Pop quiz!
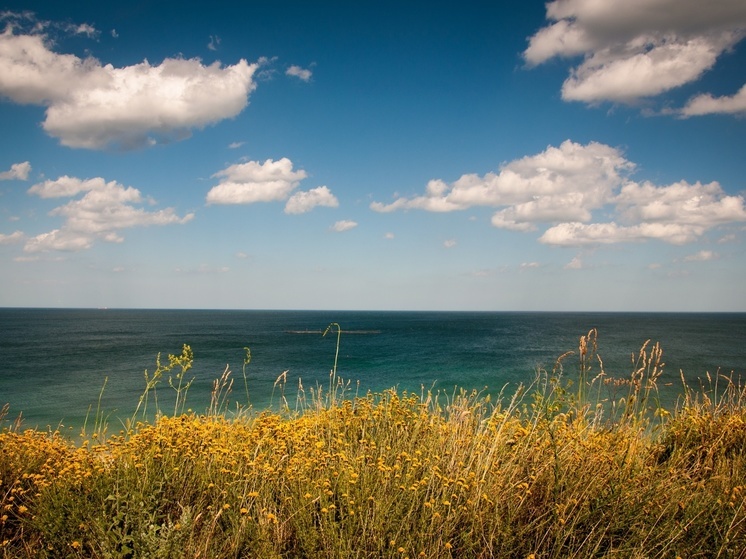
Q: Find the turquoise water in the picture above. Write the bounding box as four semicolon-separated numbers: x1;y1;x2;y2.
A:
1;309;745;432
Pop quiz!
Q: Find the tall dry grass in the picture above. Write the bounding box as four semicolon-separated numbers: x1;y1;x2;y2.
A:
1;329;744;558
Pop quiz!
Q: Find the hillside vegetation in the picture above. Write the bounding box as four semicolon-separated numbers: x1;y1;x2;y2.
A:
1;329;745;558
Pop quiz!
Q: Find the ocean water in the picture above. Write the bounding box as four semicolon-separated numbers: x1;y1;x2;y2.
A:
1;308;745;433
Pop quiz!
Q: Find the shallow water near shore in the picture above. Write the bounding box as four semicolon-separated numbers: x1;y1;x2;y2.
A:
2;308;745;432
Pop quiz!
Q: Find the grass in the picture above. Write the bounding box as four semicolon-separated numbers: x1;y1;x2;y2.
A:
1;328;745;558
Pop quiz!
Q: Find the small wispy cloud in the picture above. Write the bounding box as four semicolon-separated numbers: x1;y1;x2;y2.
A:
443;239;457;249
228;141;245;149
684;250;718;262
286;65;312;82
69;22;97;37
520;261;541;270
208;35;221;51
175;264;230;274
564;256;583;270
384;232;395;240
331;220;357;232
718;233;737;244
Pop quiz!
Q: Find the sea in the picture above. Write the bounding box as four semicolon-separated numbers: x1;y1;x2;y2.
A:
2;308;745;434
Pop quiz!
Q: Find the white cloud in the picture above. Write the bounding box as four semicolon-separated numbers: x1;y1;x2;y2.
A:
615;180;746;228
206;158;308;205
0;27;260;149
284;186;339;214
374;139;746;247
539;221;708;246
68;23;97;37
331;220;357;232
718;233;737;244
207;159;339;214
286;65;312;82
0;161;31;180
684;250;718;262
525;0;746;105
443;239;457;248
520;261;540;269
24;176;194;252
564;256;583;270
0;230;24;244
681;84;746;116
28;175;107;198
372;140;632;228
384;232;395;240
228;141;245;149
175;264;230;275
207;35;220;51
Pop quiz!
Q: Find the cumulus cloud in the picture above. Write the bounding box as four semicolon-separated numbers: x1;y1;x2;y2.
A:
615;180;746;228
373;139;746;247
284;186;339;214
331;220;357;232
0;161;31;180
681;84;746;116
0;26;260;149
206;158;307;205
286;65;312;82
372;140;632;228
539;221;717;246
23;176;193;252
525;0;746;105
207;158;338;214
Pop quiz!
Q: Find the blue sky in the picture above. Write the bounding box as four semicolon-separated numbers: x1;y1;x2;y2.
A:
1;0;745;311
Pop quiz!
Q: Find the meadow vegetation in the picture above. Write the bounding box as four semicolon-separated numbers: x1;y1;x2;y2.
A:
1;327;745;558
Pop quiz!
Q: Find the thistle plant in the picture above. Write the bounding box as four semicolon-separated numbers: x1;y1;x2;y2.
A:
128;344;194;430
167;344;195;416
323;322;342;406
242;346;252;407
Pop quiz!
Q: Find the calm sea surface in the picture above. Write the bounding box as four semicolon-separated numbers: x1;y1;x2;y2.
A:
2;309;745;432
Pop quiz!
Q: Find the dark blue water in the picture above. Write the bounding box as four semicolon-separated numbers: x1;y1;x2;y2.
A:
1;309;745;432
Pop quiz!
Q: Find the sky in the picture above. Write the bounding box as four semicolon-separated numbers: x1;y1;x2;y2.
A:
0;0;745;311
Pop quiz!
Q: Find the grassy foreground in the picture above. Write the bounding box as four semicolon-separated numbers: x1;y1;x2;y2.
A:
1;329;745;558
